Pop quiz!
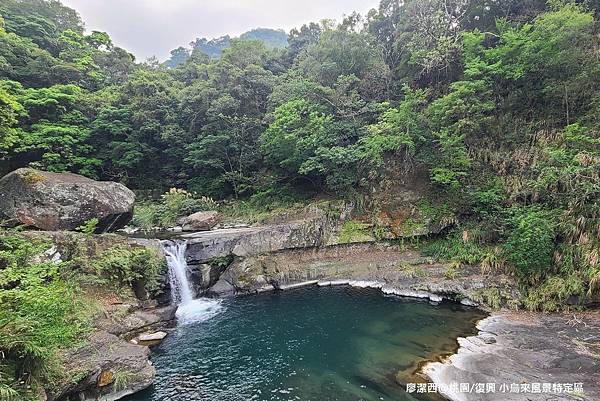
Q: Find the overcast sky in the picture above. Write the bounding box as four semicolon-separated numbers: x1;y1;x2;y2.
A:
60;0;381;61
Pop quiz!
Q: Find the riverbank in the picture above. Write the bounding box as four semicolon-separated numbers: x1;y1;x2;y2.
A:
424;311;600;401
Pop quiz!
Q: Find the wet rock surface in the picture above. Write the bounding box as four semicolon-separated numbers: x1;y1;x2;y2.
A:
0;168;135;232
424;311;600;401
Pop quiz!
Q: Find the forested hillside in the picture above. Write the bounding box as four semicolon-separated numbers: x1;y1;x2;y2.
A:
1;0;600;306
164;28;289;67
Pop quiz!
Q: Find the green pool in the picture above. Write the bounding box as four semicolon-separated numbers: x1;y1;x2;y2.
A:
125;286;484;401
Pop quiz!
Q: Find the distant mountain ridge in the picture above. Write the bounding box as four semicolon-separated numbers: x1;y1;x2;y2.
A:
164;28;288;68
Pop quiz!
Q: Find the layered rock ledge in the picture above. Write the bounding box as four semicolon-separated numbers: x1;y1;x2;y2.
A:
178;219;518;307
171;202;518;306
424;311;600;401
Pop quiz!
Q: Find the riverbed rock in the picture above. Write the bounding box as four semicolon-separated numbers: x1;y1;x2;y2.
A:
208;277;236;295
183;209;340;264
95;305;176;338
137;331;167;343
48;302;176;401
0;168;135;232
179;211;221;231
425;311;600;401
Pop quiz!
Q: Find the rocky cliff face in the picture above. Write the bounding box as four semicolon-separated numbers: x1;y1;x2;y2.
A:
178;202;518;308
212;243;517;306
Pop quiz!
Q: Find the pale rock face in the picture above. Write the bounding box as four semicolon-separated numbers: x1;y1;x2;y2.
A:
137;331;168;342
0;168;135;232
424;313;600;401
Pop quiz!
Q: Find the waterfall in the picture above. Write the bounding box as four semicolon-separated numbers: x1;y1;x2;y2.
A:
163;241;195;304
162;240;224;325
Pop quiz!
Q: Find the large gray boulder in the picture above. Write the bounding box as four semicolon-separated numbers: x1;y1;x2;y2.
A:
178;211;221;231
0;168;135;232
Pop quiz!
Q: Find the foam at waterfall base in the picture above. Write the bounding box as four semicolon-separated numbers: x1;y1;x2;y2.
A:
176;298;224;325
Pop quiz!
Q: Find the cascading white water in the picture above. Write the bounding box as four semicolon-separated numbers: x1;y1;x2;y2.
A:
162;240;224;325
162;241;195;304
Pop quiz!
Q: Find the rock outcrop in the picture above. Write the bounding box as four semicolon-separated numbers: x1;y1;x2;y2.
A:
203;242;518;306
179;211;221;231
0;168;135;232
48;305;175;401
174;203;518;306
52;331;154;401
424;311;600;401
179;202;343;295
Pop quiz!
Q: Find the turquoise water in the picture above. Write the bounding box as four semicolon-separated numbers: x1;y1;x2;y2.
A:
125;286;484;401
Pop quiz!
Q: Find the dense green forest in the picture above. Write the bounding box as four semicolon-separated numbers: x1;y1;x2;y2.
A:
1;0;600;312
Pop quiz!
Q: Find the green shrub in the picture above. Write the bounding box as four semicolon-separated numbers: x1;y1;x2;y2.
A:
444;260;462;279
76;218;99;235
523;273;586;312
207;255;234;270
113;369;134;391
0;232;91;399
93;246;165;296
158;188;204;227
503;208;556;284
131;203;158;231
131;189;219;230
473;287;503;309
421;229;488;265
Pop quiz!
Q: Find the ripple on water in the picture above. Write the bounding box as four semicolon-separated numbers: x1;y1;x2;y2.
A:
125;286;485;401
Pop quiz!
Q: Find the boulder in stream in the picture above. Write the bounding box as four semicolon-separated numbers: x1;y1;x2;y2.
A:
0;168;135;232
